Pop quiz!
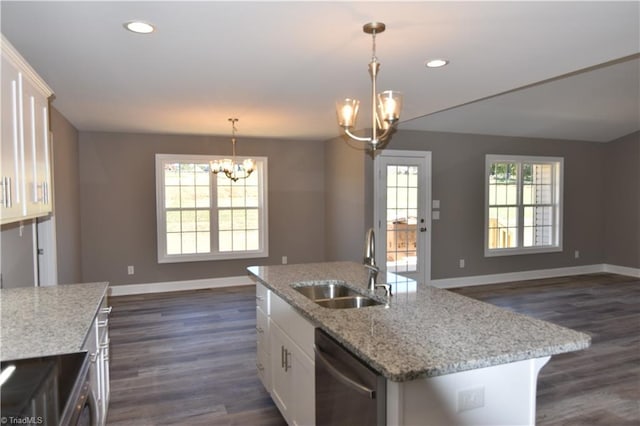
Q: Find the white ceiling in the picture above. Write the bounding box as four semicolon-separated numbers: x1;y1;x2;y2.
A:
1;1;638;142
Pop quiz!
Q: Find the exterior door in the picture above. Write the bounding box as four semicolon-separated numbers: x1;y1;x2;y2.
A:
374;150;431;284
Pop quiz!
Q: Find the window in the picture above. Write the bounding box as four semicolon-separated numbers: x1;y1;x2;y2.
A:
155;154;268;263
485;155;563;256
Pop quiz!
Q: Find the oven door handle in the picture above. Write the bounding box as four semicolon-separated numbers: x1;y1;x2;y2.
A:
314;345;375;399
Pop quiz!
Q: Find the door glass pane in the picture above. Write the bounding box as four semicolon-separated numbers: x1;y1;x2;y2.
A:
386;165;418;273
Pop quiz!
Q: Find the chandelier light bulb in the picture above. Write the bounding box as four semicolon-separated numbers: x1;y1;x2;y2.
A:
337;98;360;128
378;90;403;122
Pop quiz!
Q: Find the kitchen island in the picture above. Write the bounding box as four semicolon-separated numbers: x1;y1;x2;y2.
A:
248;261;591;425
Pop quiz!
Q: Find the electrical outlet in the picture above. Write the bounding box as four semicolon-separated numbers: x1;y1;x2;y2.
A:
459;259;465;268
458;387;485;412
574;250;580;259
282;256;288;265
127;265;135;275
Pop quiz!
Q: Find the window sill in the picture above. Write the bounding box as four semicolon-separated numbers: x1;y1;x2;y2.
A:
484;246;563;257
158;250;269;264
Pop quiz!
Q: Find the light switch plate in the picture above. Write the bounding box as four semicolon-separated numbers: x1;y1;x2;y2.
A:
432;199;440;209
432;211;440;220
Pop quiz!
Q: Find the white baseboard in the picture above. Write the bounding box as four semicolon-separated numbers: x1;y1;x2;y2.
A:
603;263;640;278
430;264;608;289
109;275;253;296
108;264;640;295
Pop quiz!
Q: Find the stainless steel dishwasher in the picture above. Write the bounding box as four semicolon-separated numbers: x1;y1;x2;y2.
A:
315;328;386;426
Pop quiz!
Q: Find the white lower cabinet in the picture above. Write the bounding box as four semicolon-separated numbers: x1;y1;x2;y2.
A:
256;283;315;425
82;295;111;426
256;305;271;390
256;283;271;391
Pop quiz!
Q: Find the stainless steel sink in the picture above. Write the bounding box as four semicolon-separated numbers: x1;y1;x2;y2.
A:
315;296;382;309
292;281;383;309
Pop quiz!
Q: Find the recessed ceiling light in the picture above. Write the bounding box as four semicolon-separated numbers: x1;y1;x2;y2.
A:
123;21;156;34
425;59;449;68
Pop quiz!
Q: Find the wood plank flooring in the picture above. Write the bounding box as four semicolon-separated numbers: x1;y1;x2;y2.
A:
453;273;640;426
106;286;285;425
106;273;639;425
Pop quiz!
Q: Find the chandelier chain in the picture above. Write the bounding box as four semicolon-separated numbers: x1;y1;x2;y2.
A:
371;30;377;62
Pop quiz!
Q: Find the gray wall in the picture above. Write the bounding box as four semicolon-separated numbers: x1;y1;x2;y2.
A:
50;107;82;284
0;221;36;288
78;131;325;285
604;131;640;268
324;137;368;262
327;129;615;280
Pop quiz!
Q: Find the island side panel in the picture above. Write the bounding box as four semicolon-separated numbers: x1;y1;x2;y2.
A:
386;356;550;426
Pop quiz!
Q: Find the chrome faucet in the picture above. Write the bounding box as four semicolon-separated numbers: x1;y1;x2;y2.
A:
363;228;392;298
363;228;379;293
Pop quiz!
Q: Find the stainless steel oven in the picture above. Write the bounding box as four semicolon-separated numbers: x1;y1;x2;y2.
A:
1;352;98;426
315;328;386;426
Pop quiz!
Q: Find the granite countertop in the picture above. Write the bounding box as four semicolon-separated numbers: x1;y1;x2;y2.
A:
248;261;591;382
0;282;109;361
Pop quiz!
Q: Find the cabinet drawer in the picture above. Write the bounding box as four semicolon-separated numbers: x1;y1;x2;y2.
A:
256;283;270;314
270;292;315;360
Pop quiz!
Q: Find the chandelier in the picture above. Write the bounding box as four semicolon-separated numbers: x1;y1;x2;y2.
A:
336;22;403;152
211;118;255;182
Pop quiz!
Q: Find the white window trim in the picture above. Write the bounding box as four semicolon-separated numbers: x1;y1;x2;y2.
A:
155;153;269;263
484;154;564;257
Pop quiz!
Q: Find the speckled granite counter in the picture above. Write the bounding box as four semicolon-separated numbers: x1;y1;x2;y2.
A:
0;282;109;361
248;261;590;382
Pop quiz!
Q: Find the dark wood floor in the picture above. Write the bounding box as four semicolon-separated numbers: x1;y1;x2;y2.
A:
106;273;639;425
453;273;640;426
106;286;285;426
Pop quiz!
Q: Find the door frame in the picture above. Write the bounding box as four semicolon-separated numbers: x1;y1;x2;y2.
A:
373;150;432;284
36;214;57;286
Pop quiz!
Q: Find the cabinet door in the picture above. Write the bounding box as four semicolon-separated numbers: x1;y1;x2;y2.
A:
290;345;315;426
98;301;111;424
1;55;24;222
82;317;101;423
21;76;51;217
269;321;294;422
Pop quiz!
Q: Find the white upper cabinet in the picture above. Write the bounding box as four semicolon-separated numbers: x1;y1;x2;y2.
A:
1;34;53;225
1;53;23;221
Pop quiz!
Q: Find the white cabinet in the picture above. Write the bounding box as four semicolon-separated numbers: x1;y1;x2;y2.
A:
82;295;111;426
263;288;315;426
1;35;53;225
21;75;52;217
1;53;24;221
256;283;271;391
270;322;315;426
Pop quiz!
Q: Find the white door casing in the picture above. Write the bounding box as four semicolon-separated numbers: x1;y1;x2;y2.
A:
374;150;432;284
